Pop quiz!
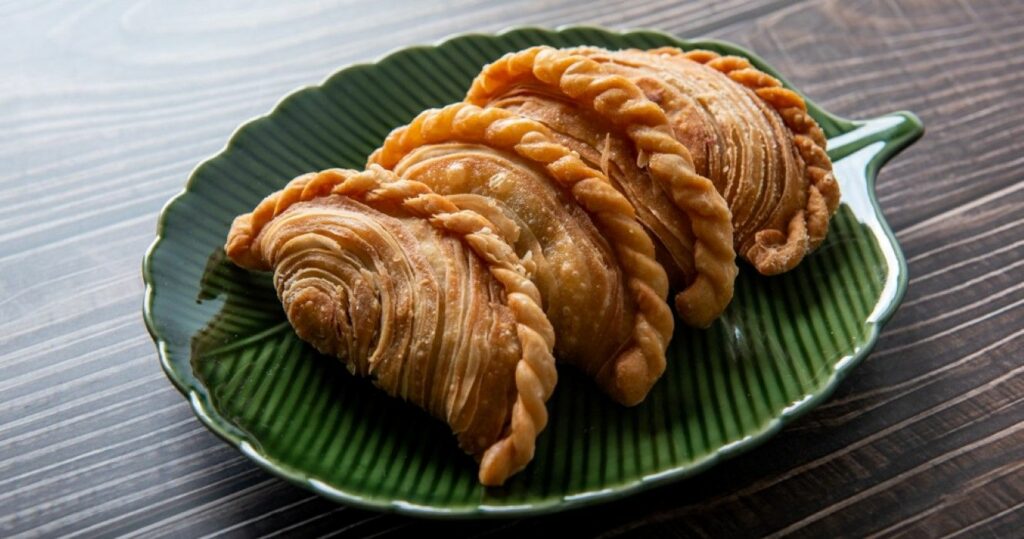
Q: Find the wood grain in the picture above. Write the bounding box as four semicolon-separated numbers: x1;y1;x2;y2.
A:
1;0;1022;536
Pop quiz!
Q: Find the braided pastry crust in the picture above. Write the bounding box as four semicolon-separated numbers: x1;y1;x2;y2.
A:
642;47;840;274
370;103;673;405
220;43;846;484
225;166;556;486
466;46;737;328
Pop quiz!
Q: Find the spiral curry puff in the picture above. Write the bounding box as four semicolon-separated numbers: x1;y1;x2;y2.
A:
223;46;838;485
466;46;838;279
225;167;557;486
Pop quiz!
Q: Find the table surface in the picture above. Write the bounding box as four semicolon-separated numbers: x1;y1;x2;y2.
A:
2;0;1022;537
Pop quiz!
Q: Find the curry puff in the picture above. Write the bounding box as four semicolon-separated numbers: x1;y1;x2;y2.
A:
222;45;840;485
467;46;838;282
369;103;674;408
225;167;557;486
576;47;840;275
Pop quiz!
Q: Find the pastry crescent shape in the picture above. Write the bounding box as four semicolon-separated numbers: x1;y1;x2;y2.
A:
466;46;737;328
581;47;840;274
370;103;673;406
220;45;846;485
224;166;557;486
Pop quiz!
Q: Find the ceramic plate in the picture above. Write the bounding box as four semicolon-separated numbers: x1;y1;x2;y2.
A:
143;26;923;518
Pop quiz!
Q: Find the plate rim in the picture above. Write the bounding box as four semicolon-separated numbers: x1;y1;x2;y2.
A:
141;24;924;519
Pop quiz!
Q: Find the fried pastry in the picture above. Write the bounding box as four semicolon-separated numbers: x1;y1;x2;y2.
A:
224;166;556;486
466;46;737;328
220;44;845;484
369;103;673;406
572;47;840;274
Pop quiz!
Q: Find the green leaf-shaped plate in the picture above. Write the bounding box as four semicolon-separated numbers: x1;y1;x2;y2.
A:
143;26;922;518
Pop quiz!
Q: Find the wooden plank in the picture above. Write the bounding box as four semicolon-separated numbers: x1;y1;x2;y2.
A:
0;0;1021;537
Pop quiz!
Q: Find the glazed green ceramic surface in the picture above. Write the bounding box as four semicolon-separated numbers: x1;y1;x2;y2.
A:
142;26;923;517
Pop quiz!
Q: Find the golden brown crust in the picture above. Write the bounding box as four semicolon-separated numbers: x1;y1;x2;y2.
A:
225;166;556;486
219;43;847;485
650;47;840;273
466;45;736;328
486;91;697;294
371;103;673;405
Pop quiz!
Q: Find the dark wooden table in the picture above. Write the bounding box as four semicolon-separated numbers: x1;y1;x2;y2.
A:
2;0;1022;536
